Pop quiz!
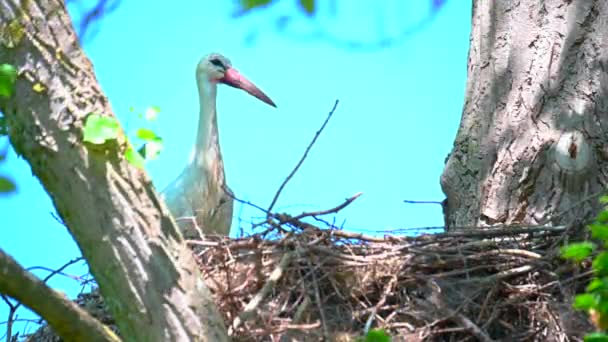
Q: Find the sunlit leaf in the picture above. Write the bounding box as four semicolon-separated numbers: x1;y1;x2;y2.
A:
591;223;608;241
135;128;158;141
600;196;608;204
0;175;16;193
574;293;598;310
125;146;145;169
83;114;120;144
594;251;608;275
584;332;608;342
0;64;18;98
298;0;315;15
561;242;595;262
32;82;46;93
364;329;391;342
587;278;608;292
145;105;160;121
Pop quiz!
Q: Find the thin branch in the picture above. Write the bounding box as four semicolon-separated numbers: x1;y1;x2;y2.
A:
403;199;443;205
3;257;84;341
267;100;340;214
0;249;119;342
292;192;362;220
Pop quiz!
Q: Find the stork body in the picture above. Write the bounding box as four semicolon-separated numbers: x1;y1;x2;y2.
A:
162;53;275;237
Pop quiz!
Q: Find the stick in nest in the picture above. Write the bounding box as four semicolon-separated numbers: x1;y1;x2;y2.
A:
229;252;293;335
266;100;340;214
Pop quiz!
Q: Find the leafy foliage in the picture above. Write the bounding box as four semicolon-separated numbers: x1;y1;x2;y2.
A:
562;242;595;262
83;107;163;169
83;114;120;144
562;200;608;338
0;64;17;98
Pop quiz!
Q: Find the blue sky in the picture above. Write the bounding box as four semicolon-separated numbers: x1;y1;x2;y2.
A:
0;0;471;337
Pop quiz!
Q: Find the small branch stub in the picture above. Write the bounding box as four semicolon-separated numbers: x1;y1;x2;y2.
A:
553;130;591;174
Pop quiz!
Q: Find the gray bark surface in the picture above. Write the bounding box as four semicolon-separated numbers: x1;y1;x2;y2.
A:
0;0;228;340
442;1;608;228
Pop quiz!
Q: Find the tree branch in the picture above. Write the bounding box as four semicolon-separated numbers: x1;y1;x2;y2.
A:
267;100;339;213
0;249;119;342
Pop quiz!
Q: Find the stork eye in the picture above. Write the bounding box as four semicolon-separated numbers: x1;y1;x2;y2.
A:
210;58;225;69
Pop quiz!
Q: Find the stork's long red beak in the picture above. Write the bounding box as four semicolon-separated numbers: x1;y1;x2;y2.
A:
221;68;276;108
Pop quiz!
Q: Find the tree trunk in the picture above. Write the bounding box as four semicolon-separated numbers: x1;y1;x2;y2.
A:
0;0;228;340
441;0;608;228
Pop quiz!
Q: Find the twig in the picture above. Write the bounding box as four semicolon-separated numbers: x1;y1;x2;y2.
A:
2;257;84;341
451;312;495;342
304;252;329;340
292;192;362;220
267;100;340;214
229;252;293;334
403;199;443;205
363;274;397;333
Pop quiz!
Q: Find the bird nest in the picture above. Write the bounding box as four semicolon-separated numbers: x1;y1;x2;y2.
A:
190;220;594;341
27;218;595;341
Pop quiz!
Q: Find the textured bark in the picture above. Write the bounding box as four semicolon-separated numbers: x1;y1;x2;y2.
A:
0;0;228;340
441;1;608;228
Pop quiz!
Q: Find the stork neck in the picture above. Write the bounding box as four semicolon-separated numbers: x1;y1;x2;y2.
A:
193;77;220;170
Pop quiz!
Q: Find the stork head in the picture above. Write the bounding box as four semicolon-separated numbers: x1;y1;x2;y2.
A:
197;53;276;108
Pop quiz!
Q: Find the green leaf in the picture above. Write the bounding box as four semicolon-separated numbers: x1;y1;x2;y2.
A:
598;210;608;224
587;278;608;292
561;242;595;262
364;329;391;342
298;0;315;15
594;251;608;275
0;175;16;193
0;64;18;98
591;223;608;241
135;128;159;141
144;105;160;121
574;293;598;310
239;0;273;11
125;146;145;169
585;332;608;342
83;114;120;144
600;196;608;204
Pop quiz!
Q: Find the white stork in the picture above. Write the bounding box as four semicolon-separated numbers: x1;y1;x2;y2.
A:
162;53;276;237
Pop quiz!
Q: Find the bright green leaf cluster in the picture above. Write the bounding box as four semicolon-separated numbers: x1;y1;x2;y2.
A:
561;242;595;262
563;196;608;339
0;64;17;98
82;106;163;169
83;114;120;144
